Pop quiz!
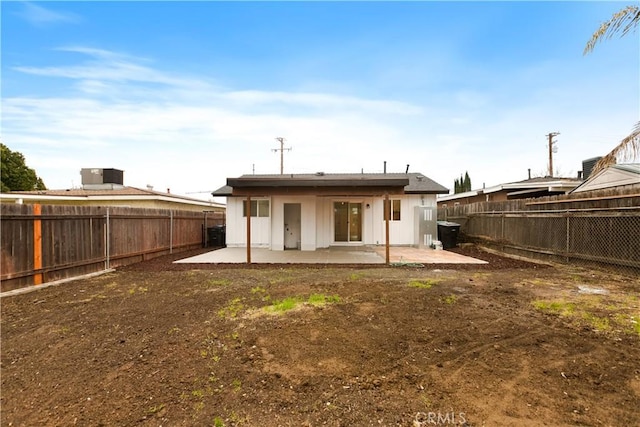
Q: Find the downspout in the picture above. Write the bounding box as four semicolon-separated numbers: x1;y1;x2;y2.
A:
385;193;390;265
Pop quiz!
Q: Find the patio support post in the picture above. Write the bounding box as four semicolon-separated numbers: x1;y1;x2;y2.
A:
246;196;251;264
384;193;390;265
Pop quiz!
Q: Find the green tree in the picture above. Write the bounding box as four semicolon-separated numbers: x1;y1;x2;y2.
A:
463;171;471;192
1;143;47;192
454;171;471;194
584;5;639;175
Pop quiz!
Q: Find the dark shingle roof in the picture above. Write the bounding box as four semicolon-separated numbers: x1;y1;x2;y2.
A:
214;172;447;195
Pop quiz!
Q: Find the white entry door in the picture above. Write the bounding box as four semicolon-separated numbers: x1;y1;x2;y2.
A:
284;203;301;249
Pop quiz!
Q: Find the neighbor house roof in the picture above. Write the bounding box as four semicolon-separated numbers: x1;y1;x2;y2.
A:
213;173;448;197
570;163;640;193
437;176;582;202
2;186;224;210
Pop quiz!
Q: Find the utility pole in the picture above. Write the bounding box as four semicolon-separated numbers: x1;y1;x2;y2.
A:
546;132;560;177
272;137;291;175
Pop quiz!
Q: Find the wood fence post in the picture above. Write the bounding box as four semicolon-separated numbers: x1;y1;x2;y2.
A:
565;213;570;262
33;204;43;285
170;210;174;254
106;208;110;269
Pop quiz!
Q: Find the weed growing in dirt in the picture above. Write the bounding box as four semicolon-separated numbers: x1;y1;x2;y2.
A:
251;286;271;302
308;293;341;306
531;299;640;334
213;417;225;427
442;295;458;304
532;300;576;316
632;317;640;335
232;379;242;392
265;294;341;314
582;313;610;331
409;279;438;289
349;272;364;281
217;298;245;318
148;403;165;414
128;286;148;295
266;269;296;285
206;279;231;287
270;297;301;312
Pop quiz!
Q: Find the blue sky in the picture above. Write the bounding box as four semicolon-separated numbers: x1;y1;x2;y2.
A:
2;1;638;200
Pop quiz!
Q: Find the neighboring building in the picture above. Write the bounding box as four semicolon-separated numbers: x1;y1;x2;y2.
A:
1;168;225;213
571;163;640;193
212;172;448;250
1;186;225;212
437;176;582;207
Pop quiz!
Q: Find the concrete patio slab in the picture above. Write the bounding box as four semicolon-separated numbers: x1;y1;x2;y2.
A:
174;246;487;265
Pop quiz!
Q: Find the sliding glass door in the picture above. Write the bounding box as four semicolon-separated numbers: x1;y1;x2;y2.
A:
334;202;362;242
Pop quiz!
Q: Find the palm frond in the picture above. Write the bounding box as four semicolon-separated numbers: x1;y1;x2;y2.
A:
584;5;640;55
591;121;640;175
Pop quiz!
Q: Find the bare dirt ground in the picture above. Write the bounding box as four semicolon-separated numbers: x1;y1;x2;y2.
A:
2;246;639;426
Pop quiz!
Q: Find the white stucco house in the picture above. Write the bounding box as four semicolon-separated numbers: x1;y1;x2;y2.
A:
212;172;448;251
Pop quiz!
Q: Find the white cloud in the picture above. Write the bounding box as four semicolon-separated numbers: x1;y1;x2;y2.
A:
18;2;80;27
3;44;638;200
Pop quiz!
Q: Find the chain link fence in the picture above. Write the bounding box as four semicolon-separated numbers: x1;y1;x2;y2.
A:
457;209;640;274
438;188;640;275
448;207;640;275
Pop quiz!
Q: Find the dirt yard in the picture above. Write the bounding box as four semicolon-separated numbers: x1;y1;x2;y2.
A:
2;246;639;426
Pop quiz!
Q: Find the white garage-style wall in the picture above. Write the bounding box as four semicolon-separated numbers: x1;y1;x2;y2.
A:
225;193;439;250
225;197;271;248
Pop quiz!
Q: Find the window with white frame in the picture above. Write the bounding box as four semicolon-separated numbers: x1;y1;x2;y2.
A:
242;199;270;217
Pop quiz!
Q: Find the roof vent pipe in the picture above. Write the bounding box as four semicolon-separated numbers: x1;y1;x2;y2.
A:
384;161;387;174
528;168;531;179
405;164;410;174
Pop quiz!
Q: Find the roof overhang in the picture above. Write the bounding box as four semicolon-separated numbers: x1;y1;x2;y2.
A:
226;176;410;196
506;188;568;199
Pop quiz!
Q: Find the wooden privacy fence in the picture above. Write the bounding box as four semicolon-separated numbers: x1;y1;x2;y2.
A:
438;188;640;274
1;204;225;292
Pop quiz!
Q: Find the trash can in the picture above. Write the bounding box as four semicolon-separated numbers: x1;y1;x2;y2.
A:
437;221;460;249
207;225;226;248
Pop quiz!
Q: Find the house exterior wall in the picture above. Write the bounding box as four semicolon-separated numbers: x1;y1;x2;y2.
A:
370;194;437;245
225;197;271;248
226;193;438;250
270;195;317;251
